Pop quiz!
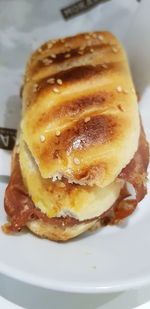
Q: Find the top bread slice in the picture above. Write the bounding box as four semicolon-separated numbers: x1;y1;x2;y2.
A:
22;31;140;187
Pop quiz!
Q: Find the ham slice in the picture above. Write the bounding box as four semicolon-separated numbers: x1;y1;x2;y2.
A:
3;125;149;233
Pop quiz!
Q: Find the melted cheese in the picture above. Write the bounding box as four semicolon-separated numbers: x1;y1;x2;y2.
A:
19;138;124;220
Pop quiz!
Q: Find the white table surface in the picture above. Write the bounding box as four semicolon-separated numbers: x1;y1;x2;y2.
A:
1;274;150;309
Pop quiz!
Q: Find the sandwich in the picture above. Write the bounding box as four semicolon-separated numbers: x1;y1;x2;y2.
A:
3;31;149;241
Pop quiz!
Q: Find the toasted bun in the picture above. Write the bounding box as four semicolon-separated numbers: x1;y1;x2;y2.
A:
19;137;124;221
22;31;140;187
26;219;98;241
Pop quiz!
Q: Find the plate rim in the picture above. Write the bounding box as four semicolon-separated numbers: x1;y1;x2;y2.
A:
0;260;150;294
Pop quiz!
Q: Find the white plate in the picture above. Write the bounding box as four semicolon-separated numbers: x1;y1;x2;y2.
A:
0;90;150;294
0;179;150;294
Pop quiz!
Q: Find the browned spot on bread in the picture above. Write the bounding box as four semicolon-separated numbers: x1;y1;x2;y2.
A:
39;115;117;163
117;104;124;112
27;62;121;108
74;164;106;183
31;43;113;74
38;64;110;89
34;92;115;128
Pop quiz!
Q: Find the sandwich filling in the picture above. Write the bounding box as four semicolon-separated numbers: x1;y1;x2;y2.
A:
4;125;149;233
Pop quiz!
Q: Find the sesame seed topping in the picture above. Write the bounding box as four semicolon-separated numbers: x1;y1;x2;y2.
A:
24;205;29;211
116;86;122;92
57;79;63;85
33;83;38;93
65;43;71;48
47;43;53;48
87;41;92;46
79;46;85;51
112;47;118;53
92;33;97;38
25;77;30;82
84;116;91;123
56;130;61;136
101;63;108;69
38;47;42;53
59;182;66;188
124;89;129;94
42;58;53;65
51;54;56;59
62;222;65;226
90;48;94;53
85;35;90;40
40;135;46;142
64;53;71;58
98;34;104;40
53;87;60;93
78;50;83;55
47;78;55;84
74;157;80;165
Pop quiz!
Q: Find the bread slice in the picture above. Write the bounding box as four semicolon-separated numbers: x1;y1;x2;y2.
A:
26;219;98;241
22;31;140;187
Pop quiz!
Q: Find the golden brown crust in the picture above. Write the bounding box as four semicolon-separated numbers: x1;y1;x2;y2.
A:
22;32;140;187
22;31;140;188
26;219;98;241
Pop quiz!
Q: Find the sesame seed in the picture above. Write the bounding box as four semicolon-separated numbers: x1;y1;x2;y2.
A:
79;46;84;51
47;43;53;48
53;87;60;93
59;182;65;188
25;77;30;82
64;53;71;58
78;50;83;55
90;48;94;53
87;41;92;46
24;205;29;211
62;222;65;226
57;79;63;85
84;116;91;123
116;86;122;92
65;43;71;48
124;89;129;94
33;83;38;93
92;33;97;38
40;135;46;142
66;150;70;156
98;35;104;40
38;47;42;53
56;130;61;136
101;63;108;69
42;58;53;65
112;47;118;53
74;157;80;165
47;78;55;84
85;35;90;40
51;54;56;59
